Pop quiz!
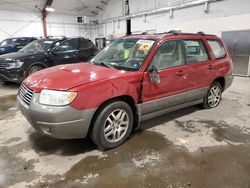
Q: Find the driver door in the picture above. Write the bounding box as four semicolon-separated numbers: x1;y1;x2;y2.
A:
141;40;189;115
50;38;81;65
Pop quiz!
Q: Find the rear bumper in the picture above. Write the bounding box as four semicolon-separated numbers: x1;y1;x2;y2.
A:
224;74;234;91
17;93;96;139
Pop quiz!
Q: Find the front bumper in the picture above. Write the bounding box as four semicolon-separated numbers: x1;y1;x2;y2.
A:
0;69;25;83
17;93;96;139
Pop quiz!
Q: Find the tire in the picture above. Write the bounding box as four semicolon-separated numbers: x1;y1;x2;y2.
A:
90;100;134;150
27;65;44;77
202;81;222;109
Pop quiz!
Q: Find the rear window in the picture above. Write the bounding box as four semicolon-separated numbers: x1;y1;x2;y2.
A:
207;40;226;59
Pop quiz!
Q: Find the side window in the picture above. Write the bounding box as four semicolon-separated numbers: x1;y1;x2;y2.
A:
82;39;93;49
53;38;79;52
183;40;209;64
16;39;29;46
207;40;226;59
151;40;183;70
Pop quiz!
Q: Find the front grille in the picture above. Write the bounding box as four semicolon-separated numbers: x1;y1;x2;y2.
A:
0;62;6;69
19;84;34;106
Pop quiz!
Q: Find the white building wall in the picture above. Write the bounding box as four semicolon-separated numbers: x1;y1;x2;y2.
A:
94;0;250;38
0;10;43;40
0;10;96;42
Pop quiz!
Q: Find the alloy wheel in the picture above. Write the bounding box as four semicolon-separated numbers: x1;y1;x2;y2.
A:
207;85;221;108
103;109;129;143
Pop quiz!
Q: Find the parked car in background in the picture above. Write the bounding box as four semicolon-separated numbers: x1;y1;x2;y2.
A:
0;37;98;83
0;37;36;55
17;31;233;149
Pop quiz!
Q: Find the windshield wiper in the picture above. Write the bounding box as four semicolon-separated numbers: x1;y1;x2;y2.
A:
93;61;114;69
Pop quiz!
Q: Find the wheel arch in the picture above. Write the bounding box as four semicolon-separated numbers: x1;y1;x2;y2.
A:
213;77;225;91
88;95;140;137
26;62;48;77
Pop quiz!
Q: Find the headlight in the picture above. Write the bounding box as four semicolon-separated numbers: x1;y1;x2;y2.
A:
39;89;77;106
6;60;24;69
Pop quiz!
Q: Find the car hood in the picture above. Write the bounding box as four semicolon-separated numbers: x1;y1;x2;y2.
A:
0;51;43;62
24;63;135;93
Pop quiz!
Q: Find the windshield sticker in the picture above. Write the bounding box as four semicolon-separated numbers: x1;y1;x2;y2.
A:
137;40;155;52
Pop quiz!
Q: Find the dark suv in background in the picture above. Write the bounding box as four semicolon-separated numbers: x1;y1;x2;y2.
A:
0;37;37;55
0;37;98;83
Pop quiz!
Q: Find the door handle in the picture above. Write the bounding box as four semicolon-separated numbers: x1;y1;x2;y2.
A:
175;70;186;76
208;64;214;70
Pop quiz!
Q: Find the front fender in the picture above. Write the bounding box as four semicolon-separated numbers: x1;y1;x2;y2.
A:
70;73;143;110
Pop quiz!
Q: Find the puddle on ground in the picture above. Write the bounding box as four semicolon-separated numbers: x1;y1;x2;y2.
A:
30;131;250;188
0;94;18;120
174;120;201;133
199;120;250;144
0;141;39;187
28;132;96;156
174;120;250;144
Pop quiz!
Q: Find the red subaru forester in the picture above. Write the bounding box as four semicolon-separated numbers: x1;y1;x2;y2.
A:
18;31;233;149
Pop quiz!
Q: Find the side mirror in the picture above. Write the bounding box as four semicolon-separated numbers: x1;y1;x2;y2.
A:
148;65;160;84
48;49;56;56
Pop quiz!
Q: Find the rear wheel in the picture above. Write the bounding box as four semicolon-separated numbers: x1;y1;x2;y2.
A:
27;65;44;77
202;81;222;109
90;101;134;150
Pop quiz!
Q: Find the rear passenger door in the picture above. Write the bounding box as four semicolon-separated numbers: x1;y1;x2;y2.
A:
183;39;215;91
142;40;189;115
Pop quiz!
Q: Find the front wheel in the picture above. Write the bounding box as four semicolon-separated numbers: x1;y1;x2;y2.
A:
27;65;44;77
90;101;134;150
202;81;222;109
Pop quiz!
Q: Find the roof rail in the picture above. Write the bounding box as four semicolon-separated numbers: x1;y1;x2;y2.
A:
46;35;66;39
168;30;180;35
164;31;216;37
197;31;205;36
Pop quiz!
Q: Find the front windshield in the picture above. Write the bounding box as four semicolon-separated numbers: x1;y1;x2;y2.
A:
20;39;54;53
91;39;155;71
0;39;16;47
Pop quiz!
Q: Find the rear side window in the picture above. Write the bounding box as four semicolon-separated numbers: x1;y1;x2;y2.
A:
207;40;226;59
16;39;29;46
183;40;209;64
54;38;79;52
82;39;93;49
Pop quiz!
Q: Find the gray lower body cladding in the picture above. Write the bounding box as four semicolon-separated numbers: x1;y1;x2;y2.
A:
18;93;96;139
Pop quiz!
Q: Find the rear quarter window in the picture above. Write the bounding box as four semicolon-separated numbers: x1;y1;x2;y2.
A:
207;40;226;59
